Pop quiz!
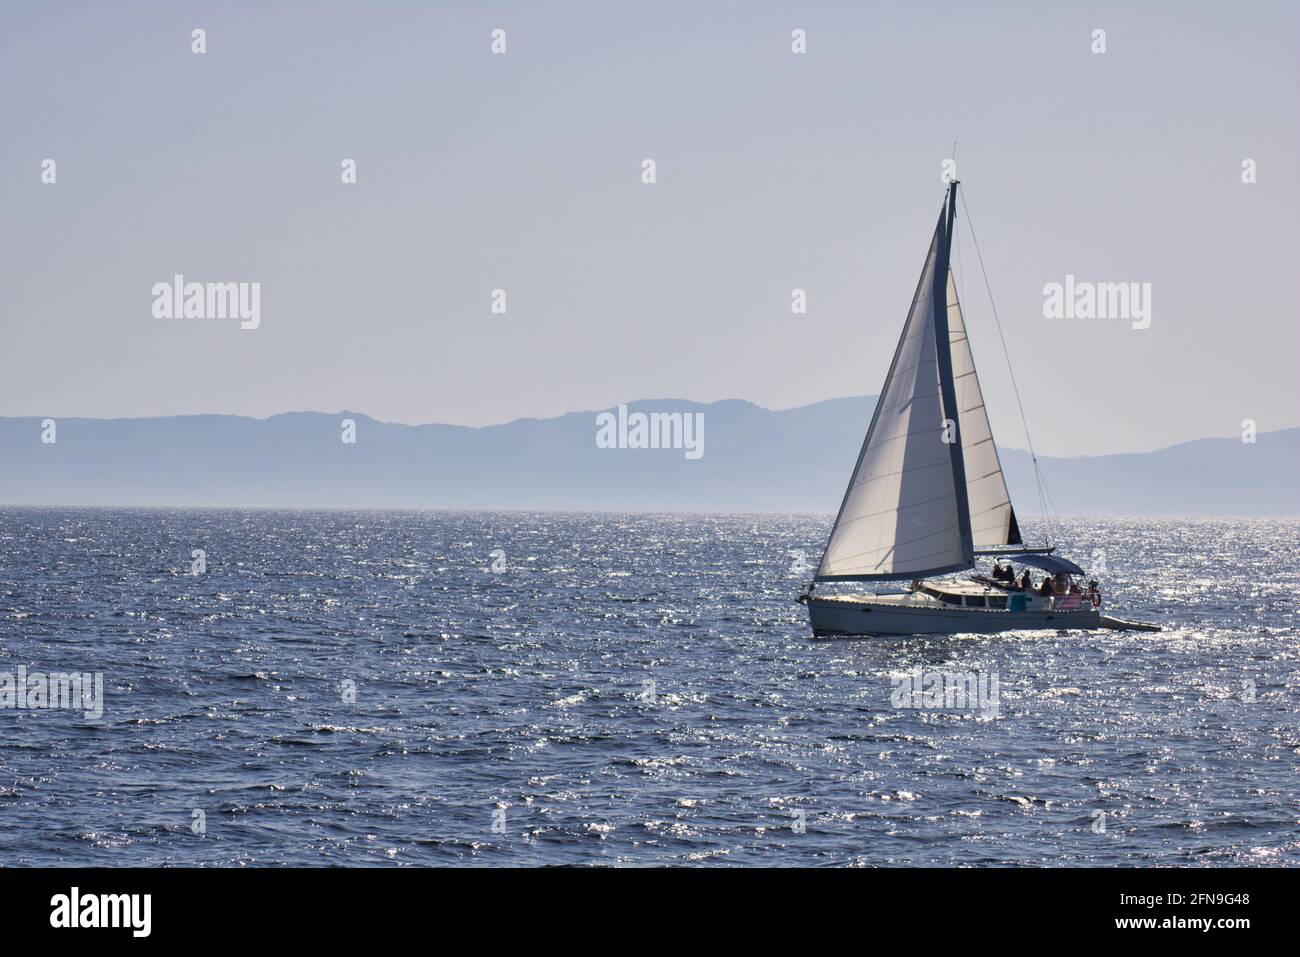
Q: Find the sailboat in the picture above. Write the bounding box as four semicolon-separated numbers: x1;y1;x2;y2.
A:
799;181;1158;638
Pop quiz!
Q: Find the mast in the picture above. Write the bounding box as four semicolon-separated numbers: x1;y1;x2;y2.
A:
933;181;975;564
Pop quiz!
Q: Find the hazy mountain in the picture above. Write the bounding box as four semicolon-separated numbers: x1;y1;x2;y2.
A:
1;398;1295;515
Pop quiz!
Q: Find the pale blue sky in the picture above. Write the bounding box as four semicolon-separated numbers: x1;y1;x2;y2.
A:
1;0;1296;455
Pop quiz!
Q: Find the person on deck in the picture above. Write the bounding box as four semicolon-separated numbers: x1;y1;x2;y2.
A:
1019;570;1033;591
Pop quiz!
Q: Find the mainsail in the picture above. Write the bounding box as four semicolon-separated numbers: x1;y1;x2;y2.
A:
815;183;1016;582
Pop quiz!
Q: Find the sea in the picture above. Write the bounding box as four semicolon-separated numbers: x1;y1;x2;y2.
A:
0;509;1295;867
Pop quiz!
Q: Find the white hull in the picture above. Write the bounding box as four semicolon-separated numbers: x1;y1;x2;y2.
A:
805;592;1101;638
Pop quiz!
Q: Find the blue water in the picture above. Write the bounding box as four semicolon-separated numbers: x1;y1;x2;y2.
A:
0;509;1295;866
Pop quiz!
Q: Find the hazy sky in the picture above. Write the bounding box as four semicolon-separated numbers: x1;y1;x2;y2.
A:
1;0;1296;456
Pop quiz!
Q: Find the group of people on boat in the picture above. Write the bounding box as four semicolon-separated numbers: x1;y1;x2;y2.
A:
989;561;1081;597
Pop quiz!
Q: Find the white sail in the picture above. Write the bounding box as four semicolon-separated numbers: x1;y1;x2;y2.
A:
815;210;971;581
946;271;1021;546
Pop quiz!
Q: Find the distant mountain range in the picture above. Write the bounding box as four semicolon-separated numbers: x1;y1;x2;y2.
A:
1;398;1296;515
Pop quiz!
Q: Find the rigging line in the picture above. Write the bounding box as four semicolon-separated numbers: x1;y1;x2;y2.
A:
958;186;1056;545
950;142;967;307
1040;467;1065;527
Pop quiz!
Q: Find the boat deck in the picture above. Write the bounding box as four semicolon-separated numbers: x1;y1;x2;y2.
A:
817;576;1088;613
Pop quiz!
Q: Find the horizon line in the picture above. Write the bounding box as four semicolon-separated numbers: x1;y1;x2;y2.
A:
1;395;1295;460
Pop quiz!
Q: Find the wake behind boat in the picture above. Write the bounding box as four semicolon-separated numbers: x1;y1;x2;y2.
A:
800;181;1159;638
